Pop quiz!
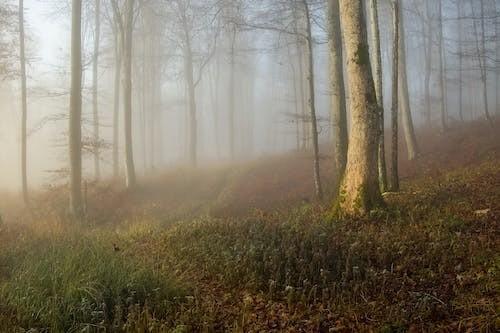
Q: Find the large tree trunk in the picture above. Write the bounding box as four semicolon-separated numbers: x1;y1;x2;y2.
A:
69;0;83;216
112;33;121;179
185;44;197;166
368;0;387;192
19;0;28;204
437;0;448;131
92;0;101;181
328;0;348;186
398;5;419;161
123;0;136;188
390;0;400;192
336;0;383;215
303;0;323;199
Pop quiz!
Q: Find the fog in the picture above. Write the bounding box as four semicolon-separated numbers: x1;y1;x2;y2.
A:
0;0;498;192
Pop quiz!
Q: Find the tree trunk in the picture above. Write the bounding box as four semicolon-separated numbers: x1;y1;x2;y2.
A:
92;0;101;181
229;27;236;160
390;0;400;192
112;32;121;179
368;0;387;192
336;0;383;215
438;0;448;131
496;1;499;115
123;0;136;188
424;0;433;126
458;0;464;122
303;0;323;199
479;0;492;125
185;42;197;166
19;0;28;204
398;5;419;161
69;0;83;216
328;0;348;187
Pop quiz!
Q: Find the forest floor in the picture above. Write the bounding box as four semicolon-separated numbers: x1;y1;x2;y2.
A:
0;119;499;332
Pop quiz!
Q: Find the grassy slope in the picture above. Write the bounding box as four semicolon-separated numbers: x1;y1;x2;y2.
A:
0;120;499;332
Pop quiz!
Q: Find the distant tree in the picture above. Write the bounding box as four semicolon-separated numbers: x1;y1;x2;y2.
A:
19;0;28;204
390;0;400;192
335;0;383;215
123;0;137;188
437;0;448;131
398;3;419;160
92;0;101;180
69;0;83;216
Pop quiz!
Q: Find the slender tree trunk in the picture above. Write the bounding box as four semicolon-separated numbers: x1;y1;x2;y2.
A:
496;1;499;115
123;0;136;188
92;0;100;180
229;27;236;160
479;0;492;125
368;0;387;191
398;5;419;161
458;0;464;122
390;0;400;192
19;0;28;204
293;7;308;151
336;0;383;215
69;0;83;216
424;0;433;126
303;0;323;199
328;0;348;186
438;0;448;131
112;33;121;179
184;41;197;166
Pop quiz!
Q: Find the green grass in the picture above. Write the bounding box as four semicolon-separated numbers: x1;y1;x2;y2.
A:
0;150;498;331
0;231;184;332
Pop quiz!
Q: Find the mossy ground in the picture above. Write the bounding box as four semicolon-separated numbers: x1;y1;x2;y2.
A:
0;120;499;331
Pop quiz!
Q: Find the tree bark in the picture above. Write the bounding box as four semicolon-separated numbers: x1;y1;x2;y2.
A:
479;0;492;125
336;0;383;215
69;0;83;216
328;0;348;187
123;0;136;188
458;0;464;122
112;34;121;179
424;0;433;126
19;0;28;204
303;0;323;199
368;0;387;192
437;0;448;131
229;27;236;160
398;4;419;161
92;0;101;180
390;0;400;192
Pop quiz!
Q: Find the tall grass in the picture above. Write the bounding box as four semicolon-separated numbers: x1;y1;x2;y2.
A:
0;232;184;331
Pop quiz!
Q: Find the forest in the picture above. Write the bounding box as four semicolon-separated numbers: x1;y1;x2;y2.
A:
0;0;499;331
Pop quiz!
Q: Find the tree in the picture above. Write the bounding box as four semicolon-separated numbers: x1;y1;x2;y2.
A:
398;3;419;160
123;0;137;188
470;0;493;126
390;0;400;192
368;0;387;191
69;0;83;216
335;0;383;216
92;0;101;180
303;0;323;199
437;0;448;131
328;0;348;186
19;0;28;204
